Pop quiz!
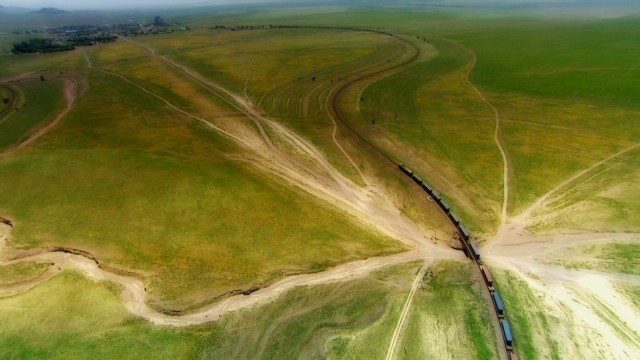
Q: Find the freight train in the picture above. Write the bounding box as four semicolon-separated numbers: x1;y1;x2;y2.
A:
398;163;519;358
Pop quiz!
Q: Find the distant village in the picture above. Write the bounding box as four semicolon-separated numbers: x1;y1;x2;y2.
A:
11;15;190;54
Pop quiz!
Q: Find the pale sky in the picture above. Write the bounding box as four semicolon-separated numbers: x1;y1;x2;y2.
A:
0;0;262;10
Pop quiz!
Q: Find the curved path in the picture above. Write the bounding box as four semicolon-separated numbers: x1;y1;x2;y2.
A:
0;76;78;159
385;262;428;360
0;83;19;123
1;222;423;326
458;44;510;226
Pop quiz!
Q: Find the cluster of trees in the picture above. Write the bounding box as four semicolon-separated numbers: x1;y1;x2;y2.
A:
12;38;74;54
12;34;117;54
69;34;117;46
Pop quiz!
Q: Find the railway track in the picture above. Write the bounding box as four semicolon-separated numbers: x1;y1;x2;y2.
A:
315;25;519;359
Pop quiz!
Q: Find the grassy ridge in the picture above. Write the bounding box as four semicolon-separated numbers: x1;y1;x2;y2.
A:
0;80;65;151
0;261;51;287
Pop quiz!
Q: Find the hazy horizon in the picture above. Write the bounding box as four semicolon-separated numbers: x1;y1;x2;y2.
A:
1;0;634;11
0;0;268;10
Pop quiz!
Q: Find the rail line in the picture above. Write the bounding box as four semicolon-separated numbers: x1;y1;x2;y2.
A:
317;26;519;359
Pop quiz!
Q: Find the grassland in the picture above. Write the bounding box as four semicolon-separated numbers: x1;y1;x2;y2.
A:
350;37;502;233
0;79;65;151
0;263;418;359
0;261;51;287
0;63;404;310
447;18;640;216
493;270;561;360
127;27;455;235
398;261;499;359
530;148;640;233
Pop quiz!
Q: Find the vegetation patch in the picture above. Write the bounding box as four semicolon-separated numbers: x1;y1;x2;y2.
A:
0;79;65;151
0;261;51;287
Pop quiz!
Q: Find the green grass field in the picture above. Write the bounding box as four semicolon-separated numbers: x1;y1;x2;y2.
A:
399;261;499;359
0;79;65;151
0;261;51;287
530;148;640;233
0;67;405;310
446;18;640;216
1;5;640;359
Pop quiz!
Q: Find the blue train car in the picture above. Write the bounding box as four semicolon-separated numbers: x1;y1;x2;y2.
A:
458;224;471;241
440;199;451;212
470;243;481;260
413;175;423;184
398;164;413;176
449;212;461;225
421;182;433;193
492;291;505;317
500;319;514;348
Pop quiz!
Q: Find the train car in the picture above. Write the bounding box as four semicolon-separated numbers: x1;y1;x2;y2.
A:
469;242;481;262
439;199;451;212
492;291;505;317
398;164;413;176
413;175;423;184
421;182;433;193
458;224;471;241
481;266;494;288
500;319;514;349
449;212;461;225
431;190;442;202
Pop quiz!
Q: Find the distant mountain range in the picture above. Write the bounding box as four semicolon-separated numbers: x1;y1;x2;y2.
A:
32;7;66;14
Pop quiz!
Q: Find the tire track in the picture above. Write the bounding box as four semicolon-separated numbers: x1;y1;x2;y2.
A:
458;43;510;226
385;263;427;360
